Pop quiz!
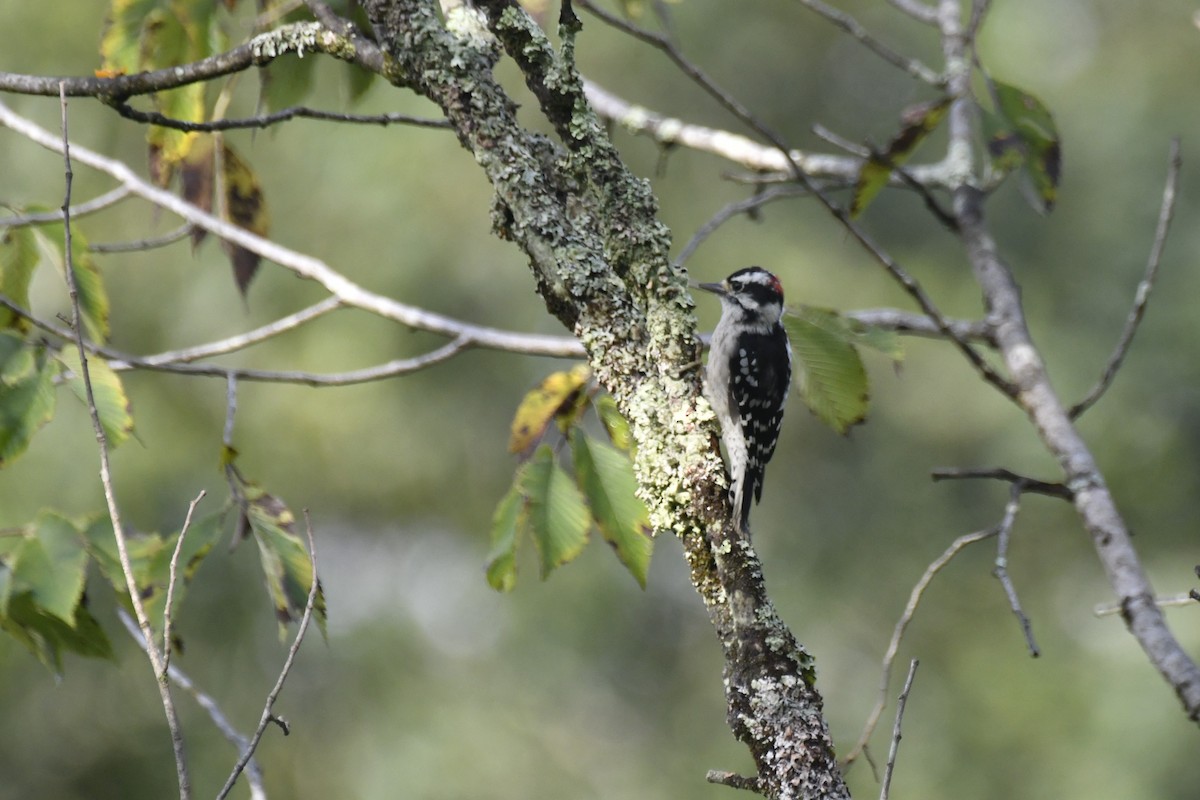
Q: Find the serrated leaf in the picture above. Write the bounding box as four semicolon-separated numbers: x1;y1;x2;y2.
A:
139;3;220;184
243;485;326;637
19;511;90;625
594;394;634;452
801;307;905;363
985;80;1061;214
0;331;34;386
56;348;135;448
852;98;950;217
521;445;590;578
784;308;869;434
485;482;523;592
221;144;270;296
32;224;110;342
509;364;592;454
2;591;115;672
570;430;652;588
0;227;38;332
0;344;58;468
174;510;225;586
83;518;175;623
100;0;166;75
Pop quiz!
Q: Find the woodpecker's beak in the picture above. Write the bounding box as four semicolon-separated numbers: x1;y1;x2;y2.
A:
698;280;728;296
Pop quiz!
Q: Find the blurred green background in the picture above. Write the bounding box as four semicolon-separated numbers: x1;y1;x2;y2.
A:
1;1;1199;798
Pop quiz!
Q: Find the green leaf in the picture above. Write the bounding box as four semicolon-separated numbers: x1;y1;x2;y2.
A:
100;0;167;75
509;364;591;454
83;518;173;623
521;445;590;578
594;394;634;452
243;485;326;637
0;227;38;332
0;343;58;468
0;514;114;671
56;348;135;448
2;592;114;672
784;308;870;434
32;224;110;342
570;430;652;588
984;80;1061;213
485;483;524;592
851;98;950;217
17;511;90;625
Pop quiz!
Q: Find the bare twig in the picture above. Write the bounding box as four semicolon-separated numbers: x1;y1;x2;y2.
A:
931;466;1071;500
0;185;132;227
58;84;191;800
879;659;919;800
108;99;450;133
993;485;1040;657
88;223;193;253
706;770;761;791
118;610;267;800
1094;593;1199;617
843;526;997;769
1069;138;1182;419
217;513;321;800
0;294;474;385
161;491;208;675
887;0;938;24
675;185;809;267
794;0;942;85
224;373;238;449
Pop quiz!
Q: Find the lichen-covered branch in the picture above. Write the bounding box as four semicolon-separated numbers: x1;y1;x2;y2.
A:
360;1;847;795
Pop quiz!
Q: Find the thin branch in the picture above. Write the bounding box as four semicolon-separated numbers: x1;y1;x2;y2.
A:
0;295;474;385
0;99;585;359
0;22;387;98
88;223;194;253
706;770;762;792
161;491;208;676
58;84;190;800
794;0;942;85
847;308;994;345
132;298;343;365
887;0;938;25
1069;138;1182;419
1095;593;1198;617
930;466;1072;500
843;526;997;769
675;185;809;267
993;485;1040;657
118;610;267;800
107;99;450;133
224;373;238;450
217;513;321;800
0;185;131;227
879;659;919;800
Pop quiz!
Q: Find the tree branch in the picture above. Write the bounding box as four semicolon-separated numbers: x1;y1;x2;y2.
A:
0;99;586;359
937;0;1200;719
58;85;190;799
0;22;390;99
1069;138;1181;419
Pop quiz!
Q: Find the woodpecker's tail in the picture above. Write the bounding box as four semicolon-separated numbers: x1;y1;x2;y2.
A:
731;479;754;533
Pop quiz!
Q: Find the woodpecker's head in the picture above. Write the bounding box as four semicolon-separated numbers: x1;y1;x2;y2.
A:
699;266;786;327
